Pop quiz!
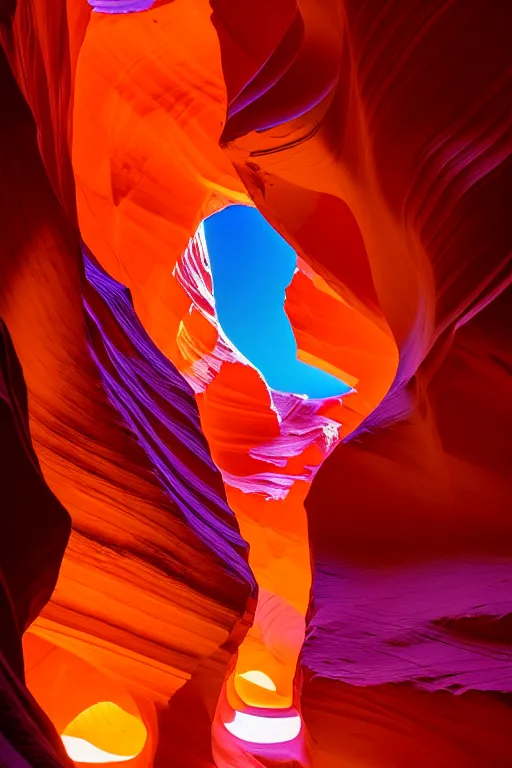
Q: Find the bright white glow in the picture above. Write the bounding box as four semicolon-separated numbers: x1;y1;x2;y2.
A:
223;712;301;744
238;670;277;691
61;736;137;764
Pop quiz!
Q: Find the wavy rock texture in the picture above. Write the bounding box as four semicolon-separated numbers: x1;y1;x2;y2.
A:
0;318;72;768
0;24;254;766
211;0;512;765
302;290;512;767
70;4;389;763
0;0;90;217
1;1;511;767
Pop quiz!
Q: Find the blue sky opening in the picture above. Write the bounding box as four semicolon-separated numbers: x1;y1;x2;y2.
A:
203;205;350;399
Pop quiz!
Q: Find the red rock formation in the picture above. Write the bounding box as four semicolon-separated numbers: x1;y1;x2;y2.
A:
301;289;512;766
0;25;253;765
0;0;90;217
1;0;511;766
69;10;389;755
211;1;512;764
0;316;72;767
72;0;249;359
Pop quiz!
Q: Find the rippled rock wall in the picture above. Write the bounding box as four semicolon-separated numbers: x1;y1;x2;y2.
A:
1;1;511;766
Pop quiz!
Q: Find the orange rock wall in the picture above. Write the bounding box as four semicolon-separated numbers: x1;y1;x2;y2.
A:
1;1;511;766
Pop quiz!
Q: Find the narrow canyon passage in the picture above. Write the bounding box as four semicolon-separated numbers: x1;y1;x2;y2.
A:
195;205;354;747
1;1;510;767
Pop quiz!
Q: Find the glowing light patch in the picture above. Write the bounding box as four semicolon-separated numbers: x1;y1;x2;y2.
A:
61;736;137;763
223;711;301;744
238;670;277;691
62;702;147;763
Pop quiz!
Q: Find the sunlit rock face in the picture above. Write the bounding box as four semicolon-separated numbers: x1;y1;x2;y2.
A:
210;1;512;765
24;636;150;766
0;24;254;768
1;1;511;767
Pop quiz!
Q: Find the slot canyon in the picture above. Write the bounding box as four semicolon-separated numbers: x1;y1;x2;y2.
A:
0;1;511;767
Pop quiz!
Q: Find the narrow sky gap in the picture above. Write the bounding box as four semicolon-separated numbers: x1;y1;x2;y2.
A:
203;206;350;398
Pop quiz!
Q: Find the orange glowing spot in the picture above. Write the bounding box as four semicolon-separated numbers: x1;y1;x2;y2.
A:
238;670;277;691
61;702;147;763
